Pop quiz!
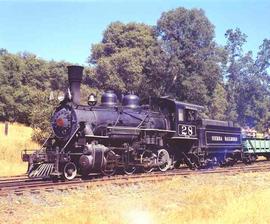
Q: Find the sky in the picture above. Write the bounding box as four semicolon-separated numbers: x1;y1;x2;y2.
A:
0;0;269;65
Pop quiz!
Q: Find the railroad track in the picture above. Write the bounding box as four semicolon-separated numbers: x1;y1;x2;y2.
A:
0;174;27;181
1;161;270;197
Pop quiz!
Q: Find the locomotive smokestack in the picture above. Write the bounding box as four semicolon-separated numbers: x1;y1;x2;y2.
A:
67;65;84;105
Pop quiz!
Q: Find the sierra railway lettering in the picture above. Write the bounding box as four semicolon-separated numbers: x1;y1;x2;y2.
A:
225;136;238;142
211;136;223;141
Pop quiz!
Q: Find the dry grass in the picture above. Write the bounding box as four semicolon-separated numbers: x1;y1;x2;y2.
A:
1;123;270;223
1;172;270;224
0;122;39;176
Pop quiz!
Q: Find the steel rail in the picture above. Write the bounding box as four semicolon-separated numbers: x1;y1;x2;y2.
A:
1;161;270;197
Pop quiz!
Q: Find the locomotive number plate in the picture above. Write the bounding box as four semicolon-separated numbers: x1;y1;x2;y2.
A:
178;125;196;137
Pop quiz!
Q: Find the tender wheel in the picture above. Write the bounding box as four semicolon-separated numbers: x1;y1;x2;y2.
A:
63;162;77;180
124;165;136;175
143;166;154;173
173;160;181;169
157;149;171;172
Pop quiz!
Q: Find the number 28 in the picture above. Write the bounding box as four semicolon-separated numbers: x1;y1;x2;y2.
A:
181;125;193;135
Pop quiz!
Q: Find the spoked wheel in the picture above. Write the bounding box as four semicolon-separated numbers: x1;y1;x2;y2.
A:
101;166;117;176
123;165;136;175
101;161;117;176
63;162;77;180
141;150;155;173
101;151;118;176
157;149;171;172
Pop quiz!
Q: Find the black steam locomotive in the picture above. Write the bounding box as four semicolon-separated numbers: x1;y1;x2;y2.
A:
22;66;242;180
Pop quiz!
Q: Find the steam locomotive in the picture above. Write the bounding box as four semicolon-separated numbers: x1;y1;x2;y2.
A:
22;65;243;180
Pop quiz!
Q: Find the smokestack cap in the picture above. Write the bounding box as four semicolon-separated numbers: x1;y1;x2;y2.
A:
67;65;84;83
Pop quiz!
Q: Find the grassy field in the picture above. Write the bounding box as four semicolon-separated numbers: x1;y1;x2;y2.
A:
0;122;39;176
1;172;270;224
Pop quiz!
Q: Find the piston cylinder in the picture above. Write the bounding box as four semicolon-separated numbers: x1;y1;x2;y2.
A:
79;144;108;173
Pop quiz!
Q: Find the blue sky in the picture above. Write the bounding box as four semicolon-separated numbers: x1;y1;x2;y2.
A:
0;0;269;65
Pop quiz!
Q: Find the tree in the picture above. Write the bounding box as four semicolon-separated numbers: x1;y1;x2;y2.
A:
255;39;270;79
155;7;224;109
30;89;56;143
89;22;158;95
252;39;270;129
0;48;8;56
223;28;247;123
142;45;169;97
208;83;228;120
0;53;23;87
224;29;270;130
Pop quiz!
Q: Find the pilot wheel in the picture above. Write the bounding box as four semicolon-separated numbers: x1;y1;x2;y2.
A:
63;162;77;180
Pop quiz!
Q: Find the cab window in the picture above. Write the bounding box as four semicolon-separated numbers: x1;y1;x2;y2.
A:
185;109;197;121
178;109;184;121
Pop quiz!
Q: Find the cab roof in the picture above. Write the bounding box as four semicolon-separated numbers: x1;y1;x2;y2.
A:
152;96;204;111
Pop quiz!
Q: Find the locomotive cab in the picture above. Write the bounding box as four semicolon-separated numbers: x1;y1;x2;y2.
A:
151;97;203;139
175;104;201;139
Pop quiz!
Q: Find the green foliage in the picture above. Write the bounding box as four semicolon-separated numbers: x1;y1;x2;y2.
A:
0;6;270;139
224;28;270;130
209;83;228;120
90;22;158;95
88;7;270;130
30;91;55;143
0;51;69;124
149;7;224;113
0;50;97;142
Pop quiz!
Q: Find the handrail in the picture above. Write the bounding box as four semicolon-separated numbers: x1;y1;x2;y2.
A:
60;126;80;153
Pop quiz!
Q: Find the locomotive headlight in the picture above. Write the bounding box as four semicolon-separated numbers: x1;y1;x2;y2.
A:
57;92;65;102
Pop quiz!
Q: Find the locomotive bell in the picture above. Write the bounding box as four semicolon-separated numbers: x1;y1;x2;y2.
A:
101;90;118;107
88;93;97;106
123;94;140;109
67;65;84;105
